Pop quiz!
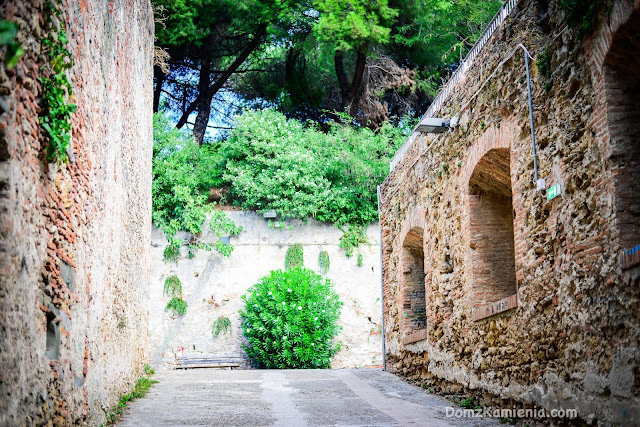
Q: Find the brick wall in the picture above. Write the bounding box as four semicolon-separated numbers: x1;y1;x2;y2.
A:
0;0;153;424
602;11;640;251
380;0;640;423
401;234;426;332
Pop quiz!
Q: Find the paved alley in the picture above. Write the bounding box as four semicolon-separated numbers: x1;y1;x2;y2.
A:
119;369;498;426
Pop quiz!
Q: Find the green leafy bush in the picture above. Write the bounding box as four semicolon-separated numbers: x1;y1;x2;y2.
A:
285;243;304;270
153;113;241;262
240;267;343;369
217;109;408;226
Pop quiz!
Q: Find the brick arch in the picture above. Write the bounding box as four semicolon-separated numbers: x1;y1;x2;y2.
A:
460;122;520;321
396;205;429;344
400;227;426;331
587;0;640;268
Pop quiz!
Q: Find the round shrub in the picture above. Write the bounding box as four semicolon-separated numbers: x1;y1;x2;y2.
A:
239;267;342;369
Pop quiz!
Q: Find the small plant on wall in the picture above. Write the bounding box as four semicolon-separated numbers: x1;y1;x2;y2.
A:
211;316;232;338
40;1;77;163
339;225;368;259
318;250;330;275
239;267;343;369
285;243;304;270
164;275;188;316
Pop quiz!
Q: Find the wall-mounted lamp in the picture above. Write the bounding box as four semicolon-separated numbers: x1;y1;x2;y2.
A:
416;116;459;134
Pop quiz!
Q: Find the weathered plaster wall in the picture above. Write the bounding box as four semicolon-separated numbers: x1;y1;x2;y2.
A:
380;0;639;424
0;0;153;424
149;211;383;370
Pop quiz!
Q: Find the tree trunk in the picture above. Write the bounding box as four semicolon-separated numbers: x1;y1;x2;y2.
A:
153;65;165;113
334;51;351;108
348;46;368;116
176;25;267;129
193;58;213;145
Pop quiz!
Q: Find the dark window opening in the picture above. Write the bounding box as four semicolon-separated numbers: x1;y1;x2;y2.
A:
401;227;426;332
45;309;60;360
468;148;517;307
604;11;640;252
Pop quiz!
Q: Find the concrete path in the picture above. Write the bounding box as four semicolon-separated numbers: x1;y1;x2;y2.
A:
119;369;498;426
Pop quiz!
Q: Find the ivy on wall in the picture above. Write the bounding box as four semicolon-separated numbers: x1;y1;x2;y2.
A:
318;250;330;275
559;0;613;37
338;225;368;258
40;1;76;163
285;244;304;270
0;20;24;68
164;275;188;316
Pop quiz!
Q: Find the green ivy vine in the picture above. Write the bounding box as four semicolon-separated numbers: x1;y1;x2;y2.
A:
318;250;330;275
0;20;24;68
211;316;232;338
285;244;304;270
40;1;76;163
338;225;368;258
164;274;188;316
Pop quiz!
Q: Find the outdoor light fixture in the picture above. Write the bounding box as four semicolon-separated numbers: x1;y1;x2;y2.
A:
416;116;458;133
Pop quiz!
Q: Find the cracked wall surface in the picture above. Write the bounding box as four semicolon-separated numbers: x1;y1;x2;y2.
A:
0;0;153;424
380;0;640;424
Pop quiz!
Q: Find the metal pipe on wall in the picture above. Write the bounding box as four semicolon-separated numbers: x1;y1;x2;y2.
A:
376;185;387;371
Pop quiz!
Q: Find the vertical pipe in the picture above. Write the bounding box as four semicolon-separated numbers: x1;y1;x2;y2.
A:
376;185;386;371
522;45;540;183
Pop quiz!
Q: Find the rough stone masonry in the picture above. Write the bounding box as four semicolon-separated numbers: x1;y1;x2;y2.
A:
0;0;153;425
380;0;639;424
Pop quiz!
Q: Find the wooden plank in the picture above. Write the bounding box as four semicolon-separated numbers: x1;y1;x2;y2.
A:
176;363;240;369
177;354;242;359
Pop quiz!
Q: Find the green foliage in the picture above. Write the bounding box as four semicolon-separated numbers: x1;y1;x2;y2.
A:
218;109;408;226
166;297;188;316
318;250;330;275
357;252;364;267
239;267;343;369
153;112;241;262
104;365;158;425
40;2;77;163
0;20;24;68
163;274;182;297
163;274;187;316
210;209;243;237
459;396;482;411
559;0;600;36
211;316;232;338
536;46;552;78
339;225;368;258
163;238;182;262
285;243;304;270
314;0;398;52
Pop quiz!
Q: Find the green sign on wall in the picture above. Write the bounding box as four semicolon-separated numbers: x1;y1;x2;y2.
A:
547;184;561;200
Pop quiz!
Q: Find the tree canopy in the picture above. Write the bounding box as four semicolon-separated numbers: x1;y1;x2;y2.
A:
153;0;504;141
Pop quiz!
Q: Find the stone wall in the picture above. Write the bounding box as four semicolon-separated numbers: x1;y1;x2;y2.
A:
380;0;639;424
0;0;153;424
149;211;383;370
